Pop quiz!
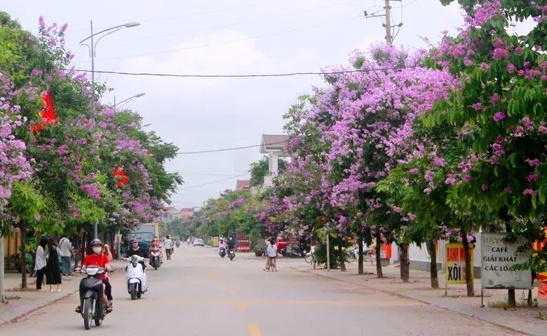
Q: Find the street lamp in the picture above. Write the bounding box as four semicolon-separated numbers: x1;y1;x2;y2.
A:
79;21;140;86
113;92;146;111
79;20;140;240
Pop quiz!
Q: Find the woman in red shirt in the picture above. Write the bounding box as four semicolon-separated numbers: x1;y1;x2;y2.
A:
75;239;113;313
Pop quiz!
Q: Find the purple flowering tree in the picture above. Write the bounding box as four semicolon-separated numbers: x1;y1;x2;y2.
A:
422;0;547;303
0;13;182;288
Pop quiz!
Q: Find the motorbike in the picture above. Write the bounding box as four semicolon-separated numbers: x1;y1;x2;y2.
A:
219;246;226;258
149;247;161;270
125;254;148;300
78;265;109;330
227;248;235;261
288;246;305;258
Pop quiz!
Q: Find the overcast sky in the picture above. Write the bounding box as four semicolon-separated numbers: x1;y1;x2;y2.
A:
0;0;518;210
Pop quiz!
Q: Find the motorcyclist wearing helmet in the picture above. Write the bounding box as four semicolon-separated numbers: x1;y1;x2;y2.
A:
149;237;163;263
76;239;113;313
218;238;227;253
125;239;147;270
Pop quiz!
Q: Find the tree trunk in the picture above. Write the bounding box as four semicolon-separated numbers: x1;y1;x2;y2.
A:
338;239;346;272
20;220;28;289
0;235;5;303
375;229;383;278
501;208;516;307
399;243;410;282
357;236;364;275
461;226;474;297
427;239;439;289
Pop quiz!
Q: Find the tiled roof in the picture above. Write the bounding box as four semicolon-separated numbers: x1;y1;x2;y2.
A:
236;179;250;190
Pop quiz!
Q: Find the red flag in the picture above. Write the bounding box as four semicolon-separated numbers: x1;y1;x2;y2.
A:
113;167;129;187
31;90;58;133
41;90;57;124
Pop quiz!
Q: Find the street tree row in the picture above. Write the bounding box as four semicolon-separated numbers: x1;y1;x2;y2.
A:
190;0;547;307
0;13;183;291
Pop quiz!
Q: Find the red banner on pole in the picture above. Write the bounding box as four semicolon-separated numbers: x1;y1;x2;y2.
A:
32;90;58;133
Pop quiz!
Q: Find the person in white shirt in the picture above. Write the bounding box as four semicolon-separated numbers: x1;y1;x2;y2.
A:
264;238;277;272
163;235;174;260
59;235;73;276
34;237;48;291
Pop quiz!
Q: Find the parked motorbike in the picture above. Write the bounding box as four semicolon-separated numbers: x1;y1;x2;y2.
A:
219;246;226;258
125;255;148;300
149;247;161;270
288;246;305;258
78;265;109;330
227;248;235;261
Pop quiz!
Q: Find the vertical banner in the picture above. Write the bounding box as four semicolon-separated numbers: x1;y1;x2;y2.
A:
445;243;474;285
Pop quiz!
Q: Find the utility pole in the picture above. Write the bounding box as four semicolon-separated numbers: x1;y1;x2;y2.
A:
384;0;393;45
364;0;403;45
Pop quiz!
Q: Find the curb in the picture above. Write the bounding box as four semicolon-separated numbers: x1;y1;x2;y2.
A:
290;266;534;336
0;289;78;327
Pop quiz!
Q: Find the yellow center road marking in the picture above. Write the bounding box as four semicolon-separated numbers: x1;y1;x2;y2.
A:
206;268;225;284
228;289;237;296
237;302;248;311
248;324;262;336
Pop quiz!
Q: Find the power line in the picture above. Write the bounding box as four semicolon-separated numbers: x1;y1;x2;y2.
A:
66;0;288;32
180;174;247;190
142;0;287;24
75;64;417;80
77;15;362;63
178;141;287;154
93;0;362;46
180;172;244;177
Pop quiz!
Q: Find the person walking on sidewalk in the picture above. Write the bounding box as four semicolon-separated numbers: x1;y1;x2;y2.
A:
45;238;62;292
34;237;48;291
59;235;73;276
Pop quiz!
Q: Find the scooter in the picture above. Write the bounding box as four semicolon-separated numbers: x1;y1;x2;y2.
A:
219;246;226;258
77;265;110;330
227;248;235;261
149;247;161;270
125;255;148;300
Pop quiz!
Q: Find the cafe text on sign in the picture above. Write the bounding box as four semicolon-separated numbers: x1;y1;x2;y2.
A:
480;232;532;289
445;243;474;285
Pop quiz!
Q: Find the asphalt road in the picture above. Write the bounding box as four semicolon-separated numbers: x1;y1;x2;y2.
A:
0;245;523;335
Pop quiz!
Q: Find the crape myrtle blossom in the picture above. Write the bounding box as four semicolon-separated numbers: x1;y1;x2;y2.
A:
0;73;33;205
428;0;547;215
29;18;165;228
302;45;456;230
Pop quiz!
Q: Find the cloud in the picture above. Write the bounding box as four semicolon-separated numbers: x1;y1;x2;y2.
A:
118;30;276;90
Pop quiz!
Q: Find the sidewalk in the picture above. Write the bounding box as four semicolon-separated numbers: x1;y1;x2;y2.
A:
0;260;126;326
289;261;547;336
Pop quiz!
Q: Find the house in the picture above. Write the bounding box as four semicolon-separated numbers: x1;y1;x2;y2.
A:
236;179;250;190
260;134;290;187
161;206;179;223
179;208;194;220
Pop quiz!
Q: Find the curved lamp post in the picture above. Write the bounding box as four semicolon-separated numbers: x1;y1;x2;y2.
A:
79;21;140;239
113;92;146;111
79;21;140;86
